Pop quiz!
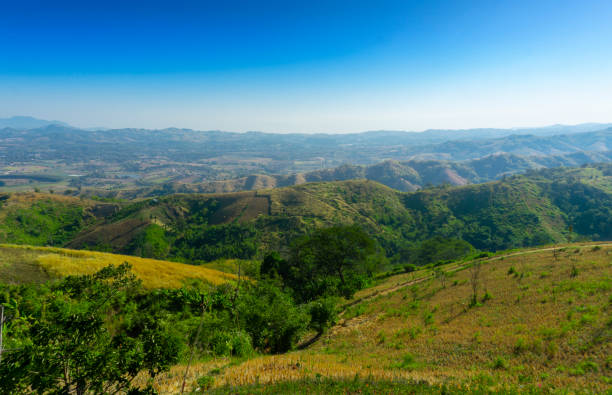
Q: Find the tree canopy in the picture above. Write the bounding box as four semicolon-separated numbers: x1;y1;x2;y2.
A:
0;263;181;394
263;225;382;303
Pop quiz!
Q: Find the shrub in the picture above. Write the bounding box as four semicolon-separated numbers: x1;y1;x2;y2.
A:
514;337;528;354
236;281;309;353
393;353;419;371
403;264;417;273
211;332;233;356
308;297;339;333
230;330;254;357
492;356;508;370
571;265;579;278
196;375;215;390
481;290;492;303
422;310;434;326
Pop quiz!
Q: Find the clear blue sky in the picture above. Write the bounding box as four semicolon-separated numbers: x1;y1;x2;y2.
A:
1;0;611;132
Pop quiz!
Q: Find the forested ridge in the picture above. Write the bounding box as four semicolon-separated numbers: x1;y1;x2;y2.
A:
1;164;611;268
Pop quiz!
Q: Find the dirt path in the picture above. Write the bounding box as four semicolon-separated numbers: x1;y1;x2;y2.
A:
297;241;612;349
339;241;612;317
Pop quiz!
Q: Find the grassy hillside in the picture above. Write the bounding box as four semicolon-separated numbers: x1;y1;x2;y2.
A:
68;164;612;262
0;244;236;288
149;242;612;393
2;164;612;266
0;192;116;246
109;149;612;197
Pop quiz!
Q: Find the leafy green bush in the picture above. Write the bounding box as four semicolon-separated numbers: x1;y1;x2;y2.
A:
403;264;417;273
196;375;215;390
308;297;339;333
236;281;309;353
0;263;181;394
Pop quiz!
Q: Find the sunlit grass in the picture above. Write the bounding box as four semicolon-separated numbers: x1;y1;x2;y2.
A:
149;242;612;393
0;244;237;288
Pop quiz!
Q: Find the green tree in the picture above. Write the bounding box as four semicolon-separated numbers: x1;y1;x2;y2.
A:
283;225;381;302
0;263;180;394
235;281;309;353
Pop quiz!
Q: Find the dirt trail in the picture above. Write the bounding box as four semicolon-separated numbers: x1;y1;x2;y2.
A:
298;241;611;349
339;241;612;317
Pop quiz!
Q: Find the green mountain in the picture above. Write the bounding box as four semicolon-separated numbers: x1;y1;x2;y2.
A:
2;164;611;266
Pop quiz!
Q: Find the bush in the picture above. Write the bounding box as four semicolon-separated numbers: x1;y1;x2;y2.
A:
514;337;528;354
492;356;508;370
210;332;233;356
308;297;339;333
230;330;254;357
392;353;419;371
403;264;417;273
481;290;492;303
237;281;309;353
196;375;215;390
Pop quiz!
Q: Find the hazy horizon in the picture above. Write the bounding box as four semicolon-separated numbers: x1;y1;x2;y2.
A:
2;1;611;133
3;114;612;135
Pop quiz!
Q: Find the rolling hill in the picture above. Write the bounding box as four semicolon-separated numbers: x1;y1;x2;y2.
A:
1;122;611;196
117;150;612;197
1;164;612;267
147;242;612;393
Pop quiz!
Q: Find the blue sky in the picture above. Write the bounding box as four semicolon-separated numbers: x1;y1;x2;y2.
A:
1;0;611;132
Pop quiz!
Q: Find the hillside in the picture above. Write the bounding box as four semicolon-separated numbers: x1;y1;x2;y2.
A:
117;150;612;197
150;242;612;393
68;164;612;261
2;164;612;266
0;244;237;288
0;192;117;246
2;123;611;195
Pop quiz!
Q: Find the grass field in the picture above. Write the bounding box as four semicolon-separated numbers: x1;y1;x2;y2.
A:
149;243;612;394
0;244;237;288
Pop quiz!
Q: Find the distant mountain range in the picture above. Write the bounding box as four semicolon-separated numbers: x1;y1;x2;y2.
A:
118;150;612;197
1;115;611;142
2;117;612;196
0;116;72;129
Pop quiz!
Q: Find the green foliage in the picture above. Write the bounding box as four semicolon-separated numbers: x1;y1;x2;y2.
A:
308;297;340;333
0;199;90;246
403;263;417;273
0;263;181;394
129;223;171;259
196;375;215;391
12;165;612;265
391;353;420;371
492;356;509;370
394;237;474;266
171;222;258;263
482;290;492;303
281;225;381;302
236;280;309;353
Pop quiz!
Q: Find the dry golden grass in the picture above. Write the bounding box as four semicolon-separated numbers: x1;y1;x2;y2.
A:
150;243;612;393
0;244;237;288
